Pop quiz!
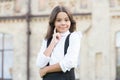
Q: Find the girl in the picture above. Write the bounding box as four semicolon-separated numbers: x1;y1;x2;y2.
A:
36;5;82;80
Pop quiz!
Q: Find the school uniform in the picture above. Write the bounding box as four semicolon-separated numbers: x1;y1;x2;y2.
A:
36;30;82;80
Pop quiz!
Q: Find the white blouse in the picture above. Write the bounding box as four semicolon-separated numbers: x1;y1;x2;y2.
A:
36;30;82;72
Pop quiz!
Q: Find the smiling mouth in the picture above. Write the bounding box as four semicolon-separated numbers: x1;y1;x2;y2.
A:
60;27;67;30
60;26;68;28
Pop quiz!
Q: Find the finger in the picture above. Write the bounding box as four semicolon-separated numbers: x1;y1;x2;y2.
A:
54;28;56;34
57;33;61;40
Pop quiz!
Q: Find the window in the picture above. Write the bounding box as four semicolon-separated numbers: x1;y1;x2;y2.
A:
116;32;120;80
0;33;13;80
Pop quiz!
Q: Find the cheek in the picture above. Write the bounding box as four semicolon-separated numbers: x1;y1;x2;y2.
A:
67;22;71;27
67;26;70;30
54;22;60;27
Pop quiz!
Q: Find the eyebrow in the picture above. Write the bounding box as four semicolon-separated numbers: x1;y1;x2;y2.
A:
56;17;69;19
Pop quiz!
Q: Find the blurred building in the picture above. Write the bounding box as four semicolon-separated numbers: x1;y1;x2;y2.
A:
0;0;120;80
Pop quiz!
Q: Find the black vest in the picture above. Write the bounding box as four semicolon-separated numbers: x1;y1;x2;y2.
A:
43;34;75;80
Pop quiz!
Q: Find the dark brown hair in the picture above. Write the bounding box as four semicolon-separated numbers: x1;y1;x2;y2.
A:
45;5;76;39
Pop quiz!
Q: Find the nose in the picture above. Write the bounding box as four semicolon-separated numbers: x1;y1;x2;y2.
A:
61;21;66;25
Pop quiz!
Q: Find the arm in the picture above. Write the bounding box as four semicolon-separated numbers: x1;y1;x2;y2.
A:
44;28;62;56
40;63;62;77
59;32;82;72
43;40;56;57
38;32;62;77
36;32;61;68
36;39;51;68
36;40;56;68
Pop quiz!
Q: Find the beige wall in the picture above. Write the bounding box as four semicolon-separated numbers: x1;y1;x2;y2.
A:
0;19;27;80
0;13;120;80
0;0;120;80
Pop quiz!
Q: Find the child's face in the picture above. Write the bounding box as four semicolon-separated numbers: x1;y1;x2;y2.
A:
54;12;71;33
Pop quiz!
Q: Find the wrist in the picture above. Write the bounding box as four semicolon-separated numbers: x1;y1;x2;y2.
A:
44;66;49;74
50;40;56;47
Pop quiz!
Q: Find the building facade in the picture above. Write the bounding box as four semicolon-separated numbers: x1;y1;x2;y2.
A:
0;0;120;80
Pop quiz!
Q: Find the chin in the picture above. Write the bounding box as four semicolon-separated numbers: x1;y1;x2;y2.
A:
60;31;67;33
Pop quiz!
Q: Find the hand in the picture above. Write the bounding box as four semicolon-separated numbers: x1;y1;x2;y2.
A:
51;28;61;45
39;68;47;78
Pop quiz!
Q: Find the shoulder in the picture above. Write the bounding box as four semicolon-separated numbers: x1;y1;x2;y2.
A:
70;31;83;39
41;38;47;45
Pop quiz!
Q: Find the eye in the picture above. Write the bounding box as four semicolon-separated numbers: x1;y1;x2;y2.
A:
56;19;61;22
65;19;68;21
65;19;70;21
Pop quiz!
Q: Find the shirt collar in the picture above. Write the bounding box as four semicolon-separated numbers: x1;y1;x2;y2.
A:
61;30;70;37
